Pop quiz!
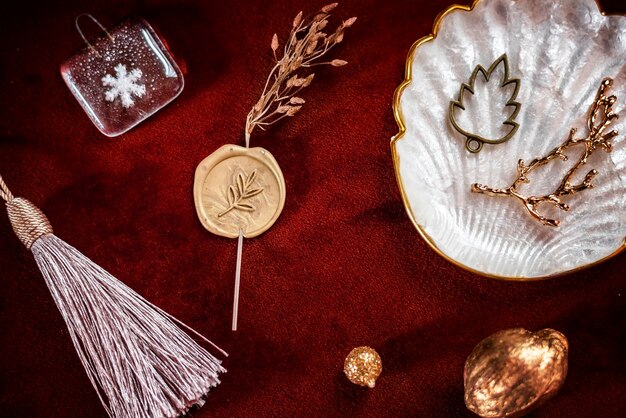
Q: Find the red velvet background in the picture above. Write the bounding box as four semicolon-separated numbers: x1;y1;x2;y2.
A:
1;0;625;417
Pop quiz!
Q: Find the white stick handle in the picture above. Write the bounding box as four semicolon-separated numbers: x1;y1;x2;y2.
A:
232;229;244;331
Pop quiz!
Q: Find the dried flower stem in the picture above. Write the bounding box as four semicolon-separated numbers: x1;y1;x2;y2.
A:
244;3;356;146
472;78;618;227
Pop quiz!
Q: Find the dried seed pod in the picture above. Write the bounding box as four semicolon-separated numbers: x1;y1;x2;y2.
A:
464;328;568;418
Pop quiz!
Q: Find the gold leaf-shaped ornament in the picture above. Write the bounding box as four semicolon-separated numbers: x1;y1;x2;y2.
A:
449;54;521;153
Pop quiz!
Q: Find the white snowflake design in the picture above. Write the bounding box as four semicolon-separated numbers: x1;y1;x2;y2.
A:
101;64;146;108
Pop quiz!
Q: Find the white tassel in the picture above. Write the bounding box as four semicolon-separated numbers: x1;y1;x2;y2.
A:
1;177;226;418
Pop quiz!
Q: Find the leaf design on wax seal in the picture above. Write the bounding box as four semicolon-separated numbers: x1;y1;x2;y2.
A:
218;169;264;217
449;53;521;153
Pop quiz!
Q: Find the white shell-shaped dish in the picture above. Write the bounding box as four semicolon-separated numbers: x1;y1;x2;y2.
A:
392;0;626;279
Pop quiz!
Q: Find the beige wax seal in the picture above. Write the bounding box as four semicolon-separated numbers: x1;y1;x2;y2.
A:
194;144;286;238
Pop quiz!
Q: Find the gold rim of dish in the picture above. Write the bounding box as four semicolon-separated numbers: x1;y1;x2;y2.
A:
390;0;626;281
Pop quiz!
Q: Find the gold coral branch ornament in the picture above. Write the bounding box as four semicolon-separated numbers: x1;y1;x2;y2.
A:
472;78;619;227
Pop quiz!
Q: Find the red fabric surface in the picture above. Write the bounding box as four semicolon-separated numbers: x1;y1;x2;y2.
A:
1;0;625;417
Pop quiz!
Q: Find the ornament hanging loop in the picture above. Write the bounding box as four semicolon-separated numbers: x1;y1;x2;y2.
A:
466;137;484;153
75;14;114;55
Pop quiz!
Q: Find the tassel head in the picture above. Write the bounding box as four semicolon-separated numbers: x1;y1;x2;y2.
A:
6;197;53;249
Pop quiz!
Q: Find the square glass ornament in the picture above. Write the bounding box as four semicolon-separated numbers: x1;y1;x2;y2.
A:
61;16;184;137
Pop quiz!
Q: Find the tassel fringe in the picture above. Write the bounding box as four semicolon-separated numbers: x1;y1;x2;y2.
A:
1;177;227;418
32;235;226;418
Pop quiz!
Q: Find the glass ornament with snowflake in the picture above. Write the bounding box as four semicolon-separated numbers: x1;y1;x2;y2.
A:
61;16;184;137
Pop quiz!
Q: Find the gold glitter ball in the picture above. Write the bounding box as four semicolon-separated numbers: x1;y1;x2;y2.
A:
343;346;382;388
